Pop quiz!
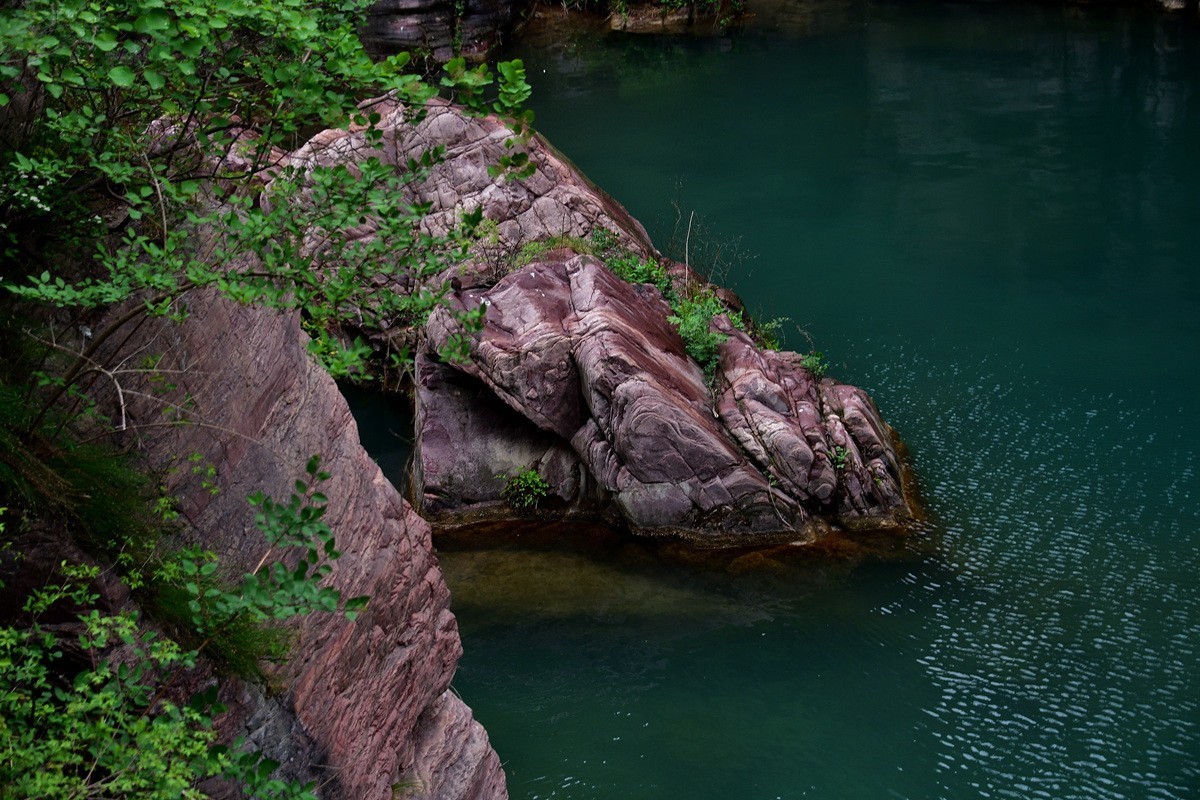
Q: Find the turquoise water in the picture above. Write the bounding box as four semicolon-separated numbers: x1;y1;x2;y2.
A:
370;4;1200;798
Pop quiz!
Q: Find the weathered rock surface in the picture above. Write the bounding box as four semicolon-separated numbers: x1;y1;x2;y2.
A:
419;254;915;544
361;0;526;63
116;289;505;799
176;94;913;552
278;101;907;545
270;97;917;545
303;99;648;247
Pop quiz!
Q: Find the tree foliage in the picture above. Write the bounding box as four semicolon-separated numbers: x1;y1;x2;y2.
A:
0;461;353;800
0;0;535;796
0;0;531;395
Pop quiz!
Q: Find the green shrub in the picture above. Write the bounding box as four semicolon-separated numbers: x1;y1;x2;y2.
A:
801;351;828;378
607;253;675;301
148;564;292;680
588;227;621;257
0;458;357;799
753;316;788;351
515;235;594;267
499;469;551;510
667;290;744;383
830;445;849;471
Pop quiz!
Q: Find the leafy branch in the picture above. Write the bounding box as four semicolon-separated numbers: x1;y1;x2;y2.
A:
0;458;357;800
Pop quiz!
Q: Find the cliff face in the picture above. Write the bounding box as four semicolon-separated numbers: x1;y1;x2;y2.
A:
117;290;505;800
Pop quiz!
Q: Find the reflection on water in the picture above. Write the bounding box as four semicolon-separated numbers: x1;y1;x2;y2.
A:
441;546;786;622
358;2;1200;797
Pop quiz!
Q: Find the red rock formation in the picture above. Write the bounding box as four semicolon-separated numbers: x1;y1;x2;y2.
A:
266;96;918;546
419;255;916;544
119;290;504;799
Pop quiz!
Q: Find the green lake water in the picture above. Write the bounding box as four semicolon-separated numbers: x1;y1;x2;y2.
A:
353;3;1200;797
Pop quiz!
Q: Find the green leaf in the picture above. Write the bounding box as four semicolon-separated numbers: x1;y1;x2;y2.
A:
133;10;172;34
94;32;119;52
108;66;136;87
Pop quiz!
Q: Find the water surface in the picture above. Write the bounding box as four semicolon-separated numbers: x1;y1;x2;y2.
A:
386;5;1200;798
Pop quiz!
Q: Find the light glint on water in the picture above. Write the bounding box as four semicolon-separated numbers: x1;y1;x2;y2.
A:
375;4;1200;798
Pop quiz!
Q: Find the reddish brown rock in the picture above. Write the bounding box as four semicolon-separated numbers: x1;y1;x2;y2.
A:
417;253;915;545
278;96;656;261
287;102;925;546
116;290;504;800
228;97;916;548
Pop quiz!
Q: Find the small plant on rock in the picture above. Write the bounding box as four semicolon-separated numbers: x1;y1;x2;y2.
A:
668;289;744;384
801;351;828;378
499;469;551;510
514;234;593;267
830;445;850;471
589;227;621;257
753;316;789;351
607;253;675;301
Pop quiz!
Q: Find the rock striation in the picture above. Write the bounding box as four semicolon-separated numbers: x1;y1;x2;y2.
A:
418;254;915;545
116;289;505;799
280;99;920;546
245;93;917;546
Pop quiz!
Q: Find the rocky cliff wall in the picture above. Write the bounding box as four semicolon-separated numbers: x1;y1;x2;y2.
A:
116;290;505;800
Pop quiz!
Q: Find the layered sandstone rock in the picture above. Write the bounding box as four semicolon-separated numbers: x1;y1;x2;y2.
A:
118;290;504;800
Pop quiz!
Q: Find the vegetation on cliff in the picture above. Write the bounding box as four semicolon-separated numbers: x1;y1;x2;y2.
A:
0;0;530;795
